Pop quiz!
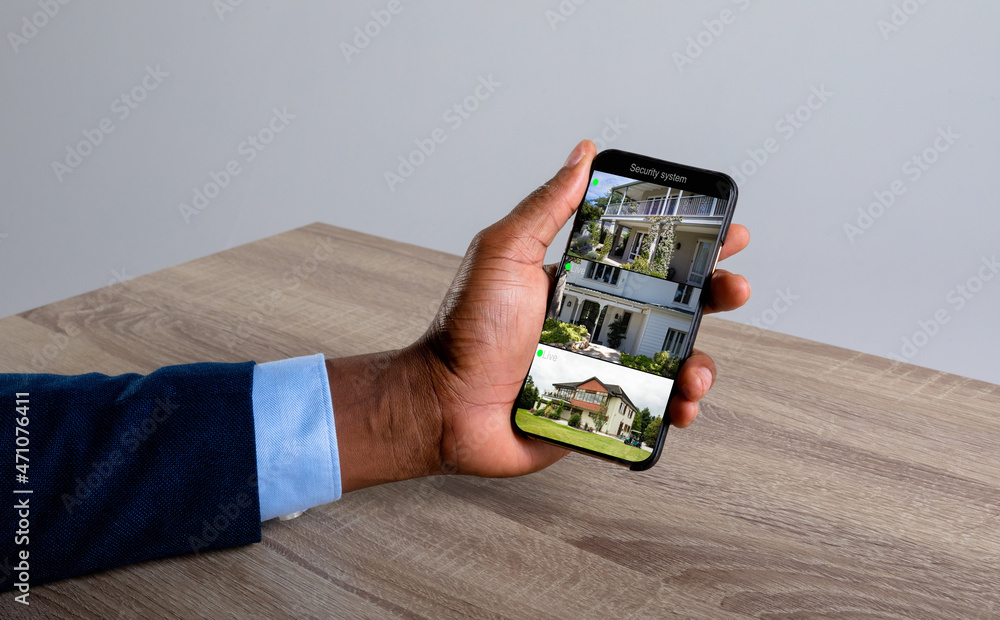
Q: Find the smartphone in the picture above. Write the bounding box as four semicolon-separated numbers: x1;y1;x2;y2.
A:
510;149;738;470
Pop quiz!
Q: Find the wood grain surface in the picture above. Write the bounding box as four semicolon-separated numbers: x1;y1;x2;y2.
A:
1;223;997;619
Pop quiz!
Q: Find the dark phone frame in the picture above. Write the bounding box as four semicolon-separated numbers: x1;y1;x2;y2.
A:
510;148;738;470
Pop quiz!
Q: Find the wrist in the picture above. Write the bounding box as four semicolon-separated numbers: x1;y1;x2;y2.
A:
326;344;444;492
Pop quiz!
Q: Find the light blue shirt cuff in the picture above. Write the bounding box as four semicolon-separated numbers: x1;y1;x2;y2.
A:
251;353;342;521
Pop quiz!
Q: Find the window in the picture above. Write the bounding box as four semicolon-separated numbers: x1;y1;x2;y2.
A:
674;284;694;305
688;240;713;286
585;262;620;285
662;329;687;355
627;232;645;262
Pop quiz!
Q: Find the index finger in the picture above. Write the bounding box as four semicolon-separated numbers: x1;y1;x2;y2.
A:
718;224;749;262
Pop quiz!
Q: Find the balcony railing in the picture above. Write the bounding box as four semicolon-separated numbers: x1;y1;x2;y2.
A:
603;194;725;219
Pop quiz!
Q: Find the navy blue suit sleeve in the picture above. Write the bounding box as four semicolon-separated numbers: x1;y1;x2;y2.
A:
0;361;261;591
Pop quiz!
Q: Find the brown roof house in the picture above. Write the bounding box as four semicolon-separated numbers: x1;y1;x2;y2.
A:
550;376;639;437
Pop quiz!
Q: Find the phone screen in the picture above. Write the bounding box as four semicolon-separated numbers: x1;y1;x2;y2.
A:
511;149;736;468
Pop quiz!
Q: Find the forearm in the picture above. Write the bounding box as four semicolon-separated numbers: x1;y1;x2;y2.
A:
0;363;261;591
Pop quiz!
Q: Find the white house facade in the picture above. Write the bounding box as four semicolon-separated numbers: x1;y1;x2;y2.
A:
555;259;697;358
598;180;725;287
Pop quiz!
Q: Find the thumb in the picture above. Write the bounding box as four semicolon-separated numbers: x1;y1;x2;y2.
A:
490;140;596;263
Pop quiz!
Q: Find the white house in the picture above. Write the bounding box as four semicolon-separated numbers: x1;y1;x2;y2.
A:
598;180;725;287
550;376;638;437
555;258;697;359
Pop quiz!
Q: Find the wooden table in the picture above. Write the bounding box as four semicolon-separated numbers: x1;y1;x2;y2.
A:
2;223;998;619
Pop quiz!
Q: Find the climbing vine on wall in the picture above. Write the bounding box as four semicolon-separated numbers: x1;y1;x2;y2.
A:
634;215;682;277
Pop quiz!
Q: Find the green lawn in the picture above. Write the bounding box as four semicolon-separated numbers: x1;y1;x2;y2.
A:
515;410;650;462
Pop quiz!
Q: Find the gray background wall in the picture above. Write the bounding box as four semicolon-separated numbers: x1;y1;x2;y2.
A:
2;1;997;385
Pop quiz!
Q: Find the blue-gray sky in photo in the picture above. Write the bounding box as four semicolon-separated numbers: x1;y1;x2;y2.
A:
585;171;639;203
528;344;673;418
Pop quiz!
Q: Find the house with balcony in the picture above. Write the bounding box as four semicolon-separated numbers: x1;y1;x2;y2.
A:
550;376;638;437
554;259;697;360
598;180;726;287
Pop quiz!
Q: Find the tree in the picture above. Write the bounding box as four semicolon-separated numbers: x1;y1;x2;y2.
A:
571;189;617;238
643;417;662;447
571;193;607;237
591;403;609;434
568;412;582;428
633;407;652;436
585;191;614;220
606;314;629;349
517;375;539;410
586;219;602;241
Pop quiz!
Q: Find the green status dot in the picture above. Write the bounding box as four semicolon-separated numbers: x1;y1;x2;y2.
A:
592;178;599;186
537;349;544;357
564;262;572;271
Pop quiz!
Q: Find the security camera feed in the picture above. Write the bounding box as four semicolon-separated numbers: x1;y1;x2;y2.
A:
513;165;730;463
568;170;727;286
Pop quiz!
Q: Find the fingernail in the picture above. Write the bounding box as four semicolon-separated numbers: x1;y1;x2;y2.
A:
563;141;586;168
696;367;713;395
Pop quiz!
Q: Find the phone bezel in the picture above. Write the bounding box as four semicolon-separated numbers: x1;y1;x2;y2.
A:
510;148;739;470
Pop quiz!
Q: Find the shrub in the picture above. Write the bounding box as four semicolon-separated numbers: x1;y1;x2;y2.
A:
539;318;589;344
570;237;592;255
591;405;609;433
584;250;601;260
547;409;563;420
619;350;682;379
568;412;582;428
621;255;648;274
606;314;628;349
619;353;654;373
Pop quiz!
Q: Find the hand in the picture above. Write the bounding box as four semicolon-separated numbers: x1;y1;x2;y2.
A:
329;140;751;491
